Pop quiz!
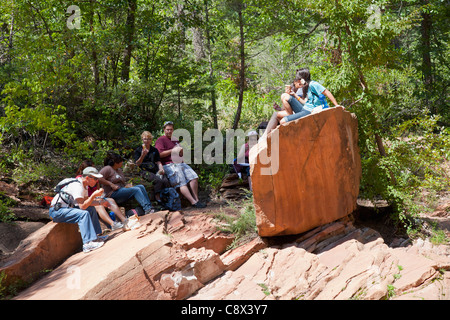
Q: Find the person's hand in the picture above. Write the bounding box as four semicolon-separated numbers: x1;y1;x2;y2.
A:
102;199;110;208
173;146;183;157
111;184;120;191
141;144;149;156
93;188;104;198
157;169;165;176
284;85;291;94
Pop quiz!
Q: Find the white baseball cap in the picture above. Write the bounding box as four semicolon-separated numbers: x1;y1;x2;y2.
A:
82;167;103;179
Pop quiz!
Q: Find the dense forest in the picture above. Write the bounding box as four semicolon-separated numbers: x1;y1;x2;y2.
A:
0;0;448;227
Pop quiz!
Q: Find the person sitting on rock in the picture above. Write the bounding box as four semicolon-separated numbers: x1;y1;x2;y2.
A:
99;152;154;215
49;167;108;253
76;159;128;231
155;121;206;208
234;130;258;191
133;131;170;205
265;68;342;134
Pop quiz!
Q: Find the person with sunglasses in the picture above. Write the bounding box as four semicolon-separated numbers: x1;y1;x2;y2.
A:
49;167;108;253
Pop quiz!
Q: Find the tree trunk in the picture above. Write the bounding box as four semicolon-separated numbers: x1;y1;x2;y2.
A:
232;7;245;130
420;1;433;97
89;1;100;90
7;9;14;66
204;0;218;129
121;0;137;82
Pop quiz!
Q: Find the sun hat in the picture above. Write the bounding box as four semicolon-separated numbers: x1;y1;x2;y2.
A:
82;167;103;179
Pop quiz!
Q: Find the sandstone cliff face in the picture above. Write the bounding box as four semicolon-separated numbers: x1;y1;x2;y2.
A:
250;107;361;237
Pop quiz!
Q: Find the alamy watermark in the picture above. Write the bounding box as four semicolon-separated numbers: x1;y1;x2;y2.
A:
67;5;81;30
170;121;279;175
66;265;81;290
366;5;382;30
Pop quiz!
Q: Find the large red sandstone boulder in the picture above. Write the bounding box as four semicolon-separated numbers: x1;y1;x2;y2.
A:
250;107;361;237
0;222;82;288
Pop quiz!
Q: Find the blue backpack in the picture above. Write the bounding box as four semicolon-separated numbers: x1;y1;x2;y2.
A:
160;187;181;211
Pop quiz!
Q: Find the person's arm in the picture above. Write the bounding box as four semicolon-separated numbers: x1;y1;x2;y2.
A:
155;138;171;158
159;149;172;158
75;188;105;210
98;167;120;191
156;161;165;175
156;139;183;159
292;92;308;104
98;177;119;191
322;89;342;108
135;146;149;166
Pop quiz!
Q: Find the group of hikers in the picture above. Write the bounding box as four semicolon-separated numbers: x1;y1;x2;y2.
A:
49;121;207;253
49;67;342;253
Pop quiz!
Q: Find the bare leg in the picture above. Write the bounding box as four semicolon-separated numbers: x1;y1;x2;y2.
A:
264;111;280;135
188;178;200;203
95;205;114;227
107;198;126;222
179;185;197;205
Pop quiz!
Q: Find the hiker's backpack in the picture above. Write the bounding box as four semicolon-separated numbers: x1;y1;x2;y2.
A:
54;178;81;208
160;187;181;211
125;206;145;217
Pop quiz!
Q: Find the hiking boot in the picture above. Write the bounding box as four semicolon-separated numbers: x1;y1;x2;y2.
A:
83;240;104;253
192;201;206;208
111;221;124;231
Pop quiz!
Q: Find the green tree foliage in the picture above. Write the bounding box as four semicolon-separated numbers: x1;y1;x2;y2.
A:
0;0;448;224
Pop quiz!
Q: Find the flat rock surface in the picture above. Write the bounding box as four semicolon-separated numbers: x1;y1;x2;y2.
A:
9;201;450;300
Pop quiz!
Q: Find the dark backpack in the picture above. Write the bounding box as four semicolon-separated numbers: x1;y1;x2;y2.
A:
160;187;181;211
125;206;145;217
54;178;81;207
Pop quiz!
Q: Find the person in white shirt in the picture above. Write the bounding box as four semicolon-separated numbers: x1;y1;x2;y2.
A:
49;167;109;253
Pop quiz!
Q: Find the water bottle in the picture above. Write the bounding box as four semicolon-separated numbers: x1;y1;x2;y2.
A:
109;211;116;221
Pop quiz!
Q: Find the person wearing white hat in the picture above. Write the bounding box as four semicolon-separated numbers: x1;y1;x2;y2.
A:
49;167;109;253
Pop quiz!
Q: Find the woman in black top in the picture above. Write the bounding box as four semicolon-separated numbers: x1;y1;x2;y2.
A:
134;131;170;202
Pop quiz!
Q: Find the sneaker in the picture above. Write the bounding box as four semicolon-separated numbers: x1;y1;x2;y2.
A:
144;208;156;215
192;201;206;208
111;221;124;231
83;240;104;253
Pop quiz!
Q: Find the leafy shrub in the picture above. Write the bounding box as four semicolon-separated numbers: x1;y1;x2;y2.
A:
360;113;450;229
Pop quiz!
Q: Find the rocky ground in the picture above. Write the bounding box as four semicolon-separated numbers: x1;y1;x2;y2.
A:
1;174;450;300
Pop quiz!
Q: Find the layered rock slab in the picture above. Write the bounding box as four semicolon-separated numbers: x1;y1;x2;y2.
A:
190;217;450;300
250;107;361;237
13;212;235;300
0;222;82;288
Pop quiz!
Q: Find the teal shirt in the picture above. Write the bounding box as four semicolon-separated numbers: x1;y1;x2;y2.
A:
303;81;326;111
